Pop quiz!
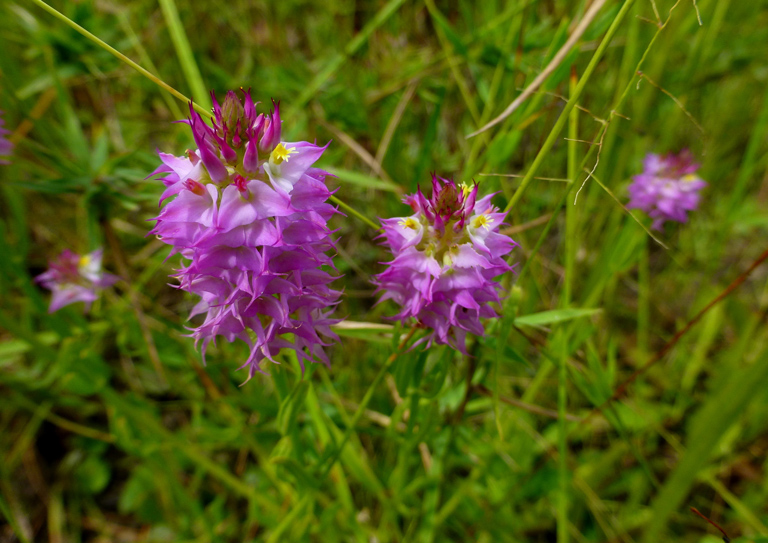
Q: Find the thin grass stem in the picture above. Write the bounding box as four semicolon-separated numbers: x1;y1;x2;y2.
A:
27;0;212;119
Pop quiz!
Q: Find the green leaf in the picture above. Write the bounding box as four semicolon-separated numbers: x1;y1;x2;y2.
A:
90;129;109;173
514;308;602;327
74;455;111;494
118;465;155;513
326;167;402;192
331;321;394;344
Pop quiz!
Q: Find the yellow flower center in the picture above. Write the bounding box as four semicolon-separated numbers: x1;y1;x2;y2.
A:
399;217;419;230
79;255;91;267
471;214;492;230
682;174;697;183
460;182;472;198
270;143;295;165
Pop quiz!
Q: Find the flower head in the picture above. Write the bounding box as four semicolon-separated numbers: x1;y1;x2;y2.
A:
0;111;13;164
373;175;516;353
36;249;118;313
150;90;342;380
627;151;706;230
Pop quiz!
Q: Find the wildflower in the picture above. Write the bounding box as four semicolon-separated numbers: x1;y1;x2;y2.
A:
627;151;706;230
150;90;341;380
372;175;517;353
0;111;13;164
36;249;118;313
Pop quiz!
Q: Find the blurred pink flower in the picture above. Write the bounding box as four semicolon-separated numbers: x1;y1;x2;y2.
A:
627;151;706;230
36;249;117;313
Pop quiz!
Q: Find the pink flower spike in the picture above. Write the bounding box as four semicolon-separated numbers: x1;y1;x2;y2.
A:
149;91;342;380
373;175;517;352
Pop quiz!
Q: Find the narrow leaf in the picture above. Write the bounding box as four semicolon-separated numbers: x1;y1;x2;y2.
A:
514;308;602;327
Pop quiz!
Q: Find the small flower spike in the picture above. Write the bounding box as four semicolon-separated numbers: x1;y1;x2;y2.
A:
373;175;517;353
150;90;342;380
627;151;707;230
36;249;118;313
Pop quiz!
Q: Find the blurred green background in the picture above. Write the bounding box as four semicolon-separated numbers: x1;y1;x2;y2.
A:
1;0;768;541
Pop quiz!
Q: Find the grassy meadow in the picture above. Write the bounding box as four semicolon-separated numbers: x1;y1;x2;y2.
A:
2;0;768;541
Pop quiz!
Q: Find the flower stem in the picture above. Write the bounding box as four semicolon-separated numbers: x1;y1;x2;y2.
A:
27;0;212;119
330;195;381;231
317;326;418;479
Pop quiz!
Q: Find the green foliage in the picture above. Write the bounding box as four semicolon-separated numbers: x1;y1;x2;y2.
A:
1;0;768;542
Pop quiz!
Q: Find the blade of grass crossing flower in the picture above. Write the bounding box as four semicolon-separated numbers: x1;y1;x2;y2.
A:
157;0;211;109
503;0;636;213
329;195;381;231
27;0;212;119
514;308;602;327
325;167;402;193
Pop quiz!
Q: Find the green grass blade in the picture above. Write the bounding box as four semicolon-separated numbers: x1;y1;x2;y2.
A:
641;346;768;542
157;0;210;109
514;308;602;327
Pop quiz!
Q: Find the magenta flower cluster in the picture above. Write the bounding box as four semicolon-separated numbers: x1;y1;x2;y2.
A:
627;151;706;230
150;91;341;379
0;111;13;164
36;249;118;313
372;175;517;353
